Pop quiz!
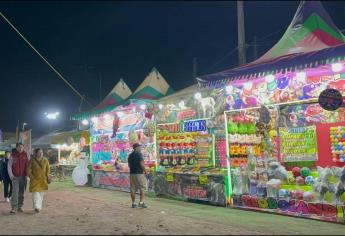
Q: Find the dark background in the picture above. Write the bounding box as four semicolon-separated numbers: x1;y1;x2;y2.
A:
0;1;344;135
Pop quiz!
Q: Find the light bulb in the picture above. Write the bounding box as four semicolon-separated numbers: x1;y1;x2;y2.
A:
332;63;343;73
158;104;163;109
140;104;147;110
194;93;202;100
81;119;89;125
265;74;275;82
225;85;233;94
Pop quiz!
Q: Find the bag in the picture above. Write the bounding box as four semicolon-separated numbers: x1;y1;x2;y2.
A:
34;158;52;184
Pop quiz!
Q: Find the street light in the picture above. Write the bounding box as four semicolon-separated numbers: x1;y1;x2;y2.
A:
22;123;27;131
45;112;59;120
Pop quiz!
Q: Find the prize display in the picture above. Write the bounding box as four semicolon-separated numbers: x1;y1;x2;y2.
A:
330;126;345;163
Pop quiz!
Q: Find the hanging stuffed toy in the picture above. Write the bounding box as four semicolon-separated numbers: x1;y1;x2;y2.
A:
334;167;345;203
111;114;120;138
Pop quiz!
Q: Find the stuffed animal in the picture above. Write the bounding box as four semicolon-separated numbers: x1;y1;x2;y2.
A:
267;161;288;181
313;167;335;202
334;167;345;203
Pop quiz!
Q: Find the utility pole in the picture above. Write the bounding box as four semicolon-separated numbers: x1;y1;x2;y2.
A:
193;57;198;82
237;0;246;65
253;35;258;60
99;72;102;103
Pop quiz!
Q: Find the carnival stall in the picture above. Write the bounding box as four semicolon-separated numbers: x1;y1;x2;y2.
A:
71;68;173;193
197;1;345;223
154;85;228;206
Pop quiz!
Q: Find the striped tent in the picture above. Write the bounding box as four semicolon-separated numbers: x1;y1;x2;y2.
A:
129;67;174;100
197;0;345;87
71;79;132;120
257;0;345;63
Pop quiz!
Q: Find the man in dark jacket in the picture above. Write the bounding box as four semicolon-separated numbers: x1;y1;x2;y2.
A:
8;143;29;213
0;151;12;202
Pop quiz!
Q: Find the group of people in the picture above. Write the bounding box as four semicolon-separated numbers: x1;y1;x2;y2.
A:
0;143;51;214
0;142;148;213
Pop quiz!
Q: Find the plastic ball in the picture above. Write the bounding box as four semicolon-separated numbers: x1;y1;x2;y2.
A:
292;167;301;177
278;189;289;198
305;176;314;185
296;176;305;185
300;167;311;177
303;192;314;202
288;176;296;184
296;190;304;200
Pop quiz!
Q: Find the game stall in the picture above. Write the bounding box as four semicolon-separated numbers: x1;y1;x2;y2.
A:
71;68;174;193
154;85;228;206
197;1;345;223
89;100;156;192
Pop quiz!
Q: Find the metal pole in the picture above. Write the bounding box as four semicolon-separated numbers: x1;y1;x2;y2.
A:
193;57;198;82
237;1;246;65
253;35;258;60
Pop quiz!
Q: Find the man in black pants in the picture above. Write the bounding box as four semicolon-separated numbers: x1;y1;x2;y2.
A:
0;151;12;202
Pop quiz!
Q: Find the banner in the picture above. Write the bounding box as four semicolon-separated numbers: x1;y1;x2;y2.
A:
279;126;317;162
19;130;32;158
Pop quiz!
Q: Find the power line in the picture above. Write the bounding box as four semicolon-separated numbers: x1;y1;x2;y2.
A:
0;11;93;107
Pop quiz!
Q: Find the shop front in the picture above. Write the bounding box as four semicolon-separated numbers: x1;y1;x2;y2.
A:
154;86;229;206
90;100;156;193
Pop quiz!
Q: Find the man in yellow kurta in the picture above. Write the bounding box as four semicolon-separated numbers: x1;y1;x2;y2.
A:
27;148;50;213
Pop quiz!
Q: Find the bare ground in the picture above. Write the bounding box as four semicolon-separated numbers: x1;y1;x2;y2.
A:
0;180;344;235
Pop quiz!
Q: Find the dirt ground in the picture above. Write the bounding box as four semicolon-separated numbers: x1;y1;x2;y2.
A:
0;179;344;235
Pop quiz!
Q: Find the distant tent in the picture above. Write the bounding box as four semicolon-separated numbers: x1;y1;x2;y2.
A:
71;79;132;120
95;79;132;110
130;67;174;100
197;0;345;86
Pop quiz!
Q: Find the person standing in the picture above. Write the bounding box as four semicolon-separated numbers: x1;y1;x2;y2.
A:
128;143;147;208
8;143;29;213
0;151;12;202
27;148;51;213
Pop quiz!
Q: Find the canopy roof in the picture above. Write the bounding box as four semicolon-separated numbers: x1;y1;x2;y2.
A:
95;79;132;110
71;68;174;120
129;67;174;100
197;1;345;87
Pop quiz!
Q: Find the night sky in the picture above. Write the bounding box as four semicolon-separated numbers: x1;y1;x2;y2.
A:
0;1;344;135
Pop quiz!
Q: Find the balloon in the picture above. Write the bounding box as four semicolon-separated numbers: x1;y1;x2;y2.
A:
278;189;289;198
300;167;311;177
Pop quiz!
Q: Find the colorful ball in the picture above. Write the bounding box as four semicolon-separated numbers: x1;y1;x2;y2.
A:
296;190;304;199
288;176;296;184
305;176;314;185
296;176;305;185
278;189;289;198
300;167;311;177
292;167;301;177
303;191;314;202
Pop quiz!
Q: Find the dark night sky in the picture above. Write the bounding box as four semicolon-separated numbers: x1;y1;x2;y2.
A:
0;1;344;135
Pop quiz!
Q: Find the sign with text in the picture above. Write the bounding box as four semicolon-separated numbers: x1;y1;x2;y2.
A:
183;119;207;132
279;126;317;162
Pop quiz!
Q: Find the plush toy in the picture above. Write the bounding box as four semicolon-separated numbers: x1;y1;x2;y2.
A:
266;179;281;198
292;167;301;177
267;161;288;181
334;167;345;203
313;167;335;202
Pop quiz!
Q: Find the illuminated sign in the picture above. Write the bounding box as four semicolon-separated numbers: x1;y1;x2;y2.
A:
184;120;207;132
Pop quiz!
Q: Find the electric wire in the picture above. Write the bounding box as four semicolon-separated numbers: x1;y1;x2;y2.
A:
0;11;93;107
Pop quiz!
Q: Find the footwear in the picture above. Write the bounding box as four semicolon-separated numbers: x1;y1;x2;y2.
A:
34;209;40;213
138;202;148;208
17;208;24;213
5;198;10;203
10;209;16;214
131;203;137;208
